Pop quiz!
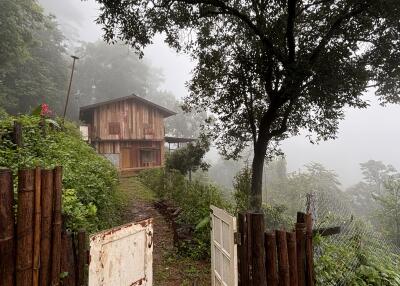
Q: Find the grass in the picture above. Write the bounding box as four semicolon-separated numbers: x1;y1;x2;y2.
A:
117;176;156;205
117;176;211;286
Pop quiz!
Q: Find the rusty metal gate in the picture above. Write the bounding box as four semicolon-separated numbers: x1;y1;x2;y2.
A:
211;205;238;286
88;218;153;286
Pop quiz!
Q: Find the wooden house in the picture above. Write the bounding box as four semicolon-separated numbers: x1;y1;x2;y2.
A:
79;95;176;172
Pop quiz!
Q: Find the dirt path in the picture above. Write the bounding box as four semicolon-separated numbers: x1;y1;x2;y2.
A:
118;177;211;286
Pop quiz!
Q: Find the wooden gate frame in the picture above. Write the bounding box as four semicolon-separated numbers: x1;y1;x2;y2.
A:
210;205;238;286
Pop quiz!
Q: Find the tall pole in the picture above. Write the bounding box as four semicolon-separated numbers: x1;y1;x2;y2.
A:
63;55;79;122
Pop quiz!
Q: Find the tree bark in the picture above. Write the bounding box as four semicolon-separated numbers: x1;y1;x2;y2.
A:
250;138;269;211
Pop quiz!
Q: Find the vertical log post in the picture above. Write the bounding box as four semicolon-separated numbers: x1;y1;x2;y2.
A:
77;230;86;286
33;167;42;286
265;232;278;286
51;166;63;286
249;212;266;286
238;213;249;286
305;214;314;286
287;231;298;286
296;212;307;286
0;169;15;286
16;169;35;286
61;231;76;286
276;230;290;286
13;121;23;147
40;169;54;286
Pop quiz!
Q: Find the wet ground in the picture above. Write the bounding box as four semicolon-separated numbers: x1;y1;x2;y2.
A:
118;177;211;286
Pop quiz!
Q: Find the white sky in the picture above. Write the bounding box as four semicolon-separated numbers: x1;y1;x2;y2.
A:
39;0;400;187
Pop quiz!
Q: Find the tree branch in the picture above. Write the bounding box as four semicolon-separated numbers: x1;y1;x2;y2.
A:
296;0;333;16
309;2;369;64
270;99;295;137
183;0;287;64
286;0;297;63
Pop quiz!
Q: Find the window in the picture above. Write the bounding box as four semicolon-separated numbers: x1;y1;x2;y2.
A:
141;150;155;163
108;122;120;135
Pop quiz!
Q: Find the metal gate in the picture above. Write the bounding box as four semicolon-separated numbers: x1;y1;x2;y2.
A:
210;205;238;286
89;218;153;286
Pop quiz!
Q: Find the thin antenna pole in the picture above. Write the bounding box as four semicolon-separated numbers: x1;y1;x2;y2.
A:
62;55;79;122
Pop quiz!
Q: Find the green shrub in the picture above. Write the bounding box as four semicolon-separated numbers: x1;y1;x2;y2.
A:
0;113;120;232
314;233;400;286
138;168;230;259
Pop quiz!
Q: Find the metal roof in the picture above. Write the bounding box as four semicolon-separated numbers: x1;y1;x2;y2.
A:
79;94;177;117
164;136;197;143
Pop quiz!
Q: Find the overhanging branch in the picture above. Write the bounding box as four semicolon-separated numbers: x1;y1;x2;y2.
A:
309;2;369;64
181;0;288;64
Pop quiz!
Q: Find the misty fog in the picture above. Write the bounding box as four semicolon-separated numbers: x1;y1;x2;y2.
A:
38;0;400;188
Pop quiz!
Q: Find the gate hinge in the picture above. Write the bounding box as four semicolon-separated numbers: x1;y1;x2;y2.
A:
234;232;241;245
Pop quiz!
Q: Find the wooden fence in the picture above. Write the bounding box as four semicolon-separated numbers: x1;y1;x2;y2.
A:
238;211;314;286
0;167;88;286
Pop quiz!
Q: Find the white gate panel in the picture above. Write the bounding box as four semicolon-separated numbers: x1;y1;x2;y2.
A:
211;205;238;286
89;218;153;286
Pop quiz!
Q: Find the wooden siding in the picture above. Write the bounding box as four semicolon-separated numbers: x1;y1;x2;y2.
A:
91;99;165;140
95;141;164;169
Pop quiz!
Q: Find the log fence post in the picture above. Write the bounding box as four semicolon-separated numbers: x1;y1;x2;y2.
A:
305;214;314;286
276;230;290;286
16;169;35;286
296;212;307;286
77;230;87;286
249;212;266;286
0;169;15;286
265;232;278;286
33;167;42;286
287;231;298;286
61;231;77;286
51;166;63;286
238;213;249;286
40;169;54;286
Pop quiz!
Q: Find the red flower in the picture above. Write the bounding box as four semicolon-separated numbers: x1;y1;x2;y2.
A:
40;103;52;116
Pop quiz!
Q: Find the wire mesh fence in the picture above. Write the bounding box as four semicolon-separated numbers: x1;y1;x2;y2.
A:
299;190;400;286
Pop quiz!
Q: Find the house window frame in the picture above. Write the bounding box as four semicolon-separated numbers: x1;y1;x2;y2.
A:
108;122;121;135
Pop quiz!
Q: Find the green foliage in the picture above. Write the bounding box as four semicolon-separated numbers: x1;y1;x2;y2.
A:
315;234;400;286
0;0;68;115
374;178;400;246
233;165;293;228
0;112;120;232
138;168;230;259
233;165;252;212
96;0;400;210
166;136;210;179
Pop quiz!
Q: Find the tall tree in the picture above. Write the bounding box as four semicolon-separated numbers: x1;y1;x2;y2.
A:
374;177;400;246
360;160;397;193
0;0;68;114
95;0;400;210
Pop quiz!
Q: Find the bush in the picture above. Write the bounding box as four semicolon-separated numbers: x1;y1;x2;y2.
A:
233;166;294;229
138;168;230;259
0;113;120;232
315;232;400;285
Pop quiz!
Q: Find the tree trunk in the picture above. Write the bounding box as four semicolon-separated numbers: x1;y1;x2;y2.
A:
250;139;269;211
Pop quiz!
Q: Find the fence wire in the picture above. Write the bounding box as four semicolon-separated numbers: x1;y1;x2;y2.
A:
299;191;400;286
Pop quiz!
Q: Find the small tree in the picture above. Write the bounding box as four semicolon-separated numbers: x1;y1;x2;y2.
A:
165;136;210;180
374;177;400;247
95;0;400;210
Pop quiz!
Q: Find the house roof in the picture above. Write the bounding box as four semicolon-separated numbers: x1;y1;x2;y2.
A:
165;136;197;143
79;94;177;118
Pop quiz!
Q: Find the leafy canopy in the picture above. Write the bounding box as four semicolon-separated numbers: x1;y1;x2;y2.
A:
0;0;68;114
165;135;210;177
95;0;400;209
96;0;400;158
